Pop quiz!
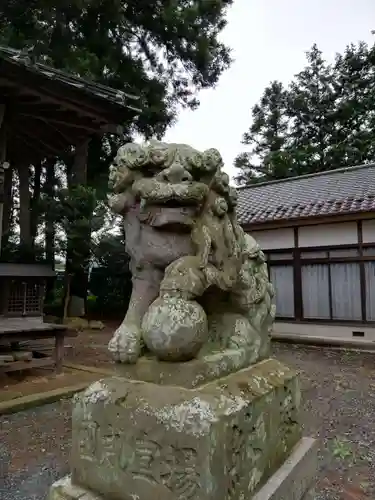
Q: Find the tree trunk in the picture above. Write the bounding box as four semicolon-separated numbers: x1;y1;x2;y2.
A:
1;165;13;252
30;161;42;247
45;159;56;267
0;104;6;257
65;139;91;317
44;159;56;304
18;163;33;261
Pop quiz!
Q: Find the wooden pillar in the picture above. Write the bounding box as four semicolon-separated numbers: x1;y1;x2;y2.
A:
66;139;91;317
0;104;7;257
18;162;32;257
71;139;89;185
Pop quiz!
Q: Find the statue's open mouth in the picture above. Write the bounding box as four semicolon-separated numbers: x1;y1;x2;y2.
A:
133;178;208;206
133;178;208;230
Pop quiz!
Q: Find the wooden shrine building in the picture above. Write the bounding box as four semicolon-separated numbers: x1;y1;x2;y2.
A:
237;164;375;347
0;45;141;373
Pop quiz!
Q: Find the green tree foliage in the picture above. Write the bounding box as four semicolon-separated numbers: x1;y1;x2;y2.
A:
235;42;375;185
332;42;375;167
0;0;233;137
286;44;337;175
0;1;233;316
234;81;292;184
89;229;132;318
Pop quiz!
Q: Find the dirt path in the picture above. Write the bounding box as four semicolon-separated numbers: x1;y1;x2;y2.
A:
1;341;374;500
274;343;375;500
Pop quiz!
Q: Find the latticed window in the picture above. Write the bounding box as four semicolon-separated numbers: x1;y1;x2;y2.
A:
7;280;42;315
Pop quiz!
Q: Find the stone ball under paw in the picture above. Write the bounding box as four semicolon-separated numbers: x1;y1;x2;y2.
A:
142;297;208;361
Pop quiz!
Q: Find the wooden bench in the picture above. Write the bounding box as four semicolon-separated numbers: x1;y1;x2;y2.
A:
0;317;68;374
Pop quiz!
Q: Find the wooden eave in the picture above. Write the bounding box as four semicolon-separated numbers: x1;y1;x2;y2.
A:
0;50;142;163
0;263;56;277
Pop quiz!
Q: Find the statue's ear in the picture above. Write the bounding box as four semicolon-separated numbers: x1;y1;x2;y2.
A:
107;192;132;215
116;142;149;170
202;148;223;174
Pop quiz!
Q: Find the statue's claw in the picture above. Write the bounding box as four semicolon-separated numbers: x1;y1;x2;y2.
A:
108;323;142;364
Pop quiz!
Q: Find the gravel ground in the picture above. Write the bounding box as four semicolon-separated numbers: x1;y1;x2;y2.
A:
1;342;375;500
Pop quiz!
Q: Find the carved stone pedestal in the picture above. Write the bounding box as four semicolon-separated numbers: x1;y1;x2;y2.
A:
48;358;317;500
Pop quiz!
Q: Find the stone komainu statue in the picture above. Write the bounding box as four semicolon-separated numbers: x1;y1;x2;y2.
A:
48;141;314;500
107;140;276;364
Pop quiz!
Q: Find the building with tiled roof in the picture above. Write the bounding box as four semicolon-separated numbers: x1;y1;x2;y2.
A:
237;163;375;228
237;164;375;346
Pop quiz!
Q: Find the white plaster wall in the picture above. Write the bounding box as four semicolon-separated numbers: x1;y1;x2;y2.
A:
249;221;361;251
273;322;375;344
250;228;294;250
362;220;375;244
298;222;358;248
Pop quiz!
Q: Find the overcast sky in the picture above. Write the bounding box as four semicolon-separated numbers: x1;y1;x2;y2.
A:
164;0;375;180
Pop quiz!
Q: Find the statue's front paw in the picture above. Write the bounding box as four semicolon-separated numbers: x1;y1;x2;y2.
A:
108;323;142;364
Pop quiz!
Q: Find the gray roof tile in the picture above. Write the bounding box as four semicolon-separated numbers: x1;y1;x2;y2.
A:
236;164;375;225
0;45;142;113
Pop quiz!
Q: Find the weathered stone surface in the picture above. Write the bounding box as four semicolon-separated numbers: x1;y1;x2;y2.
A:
68;296;86;318
88;320;105;331
49;437;318;500
49;476;88;500
48;140;317;500
50;465;317;500
115;347;260;389
63;317;89;330
302;490;316;500
142;297;208;361
107;140;275;366
60;358;302;500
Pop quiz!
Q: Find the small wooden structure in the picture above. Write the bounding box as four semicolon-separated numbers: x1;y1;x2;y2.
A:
0;263;66;373
0;263;53;317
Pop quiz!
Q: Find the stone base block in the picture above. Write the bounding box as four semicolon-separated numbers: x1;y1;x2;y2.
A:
252;437;318;500
114;347;256;388
49;437;317;500
49;358;310;500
